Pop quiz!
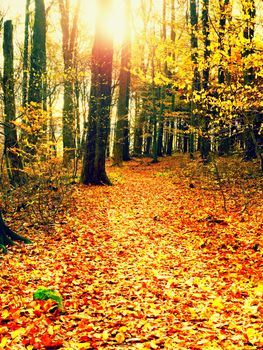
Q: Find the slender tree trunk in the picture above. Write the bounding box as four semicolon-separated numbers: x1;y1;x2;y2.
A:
189;0;201;159
81;0;113;185
242;0;257;161
133;92;143;156
157;0;167;157
218;0;230;84
151;46;158;163
28;0;46;106
3;21;26;186
112;0;131;166
59;0;80;163
22;0;30;107
133;0;153;157
27;0;46;150
218;0;231;155
200;0;211;163
166;96;175;156
166;0;176;156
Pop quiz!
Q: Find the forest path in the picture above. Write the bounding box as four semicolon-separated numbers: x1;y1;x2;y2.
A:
1;156;263;349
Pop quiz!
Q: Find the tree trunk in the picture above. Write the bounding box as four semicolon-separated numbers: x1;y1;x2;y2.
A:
157;0;167;157
28;0;46;107
189;0;201;159
133;93;144;156
112;0;131;166
59;0;80;164
242;0;258;161
200;0;211;163
22;0;30;107
81;0;113;185
3;20;26;186
166;0;176;156
27;0;47;150
151;49;158;163
218;0;230;84
0;212;32;253
217;0;231;155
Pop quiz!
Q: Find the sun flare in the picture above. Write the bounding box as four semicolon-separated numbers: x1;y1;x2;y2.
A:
78;0;126;44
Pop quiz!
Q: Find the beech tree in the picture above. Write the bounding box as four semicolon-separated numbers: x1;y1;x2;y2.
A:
2;20;25;186
81;0;113;185
112;0;131;166
166;0;176;156
28;0;46;108
189;0;201;159
133;0;153;157
217;0;231;156
59;0;80;163
26;0;47;150
22;0;30;108
199;0;211;163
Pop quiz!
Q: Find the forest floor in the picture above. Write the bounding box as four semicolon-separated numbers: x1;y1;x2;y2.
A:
1;155;263;350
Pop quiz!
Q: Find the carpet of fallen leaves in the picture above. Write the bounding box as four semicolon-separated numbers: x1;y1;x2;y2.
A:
1;155;263;350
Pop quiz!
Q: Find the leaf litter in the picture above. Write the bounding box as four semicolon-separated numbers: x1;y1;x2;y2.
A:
0;156;263;349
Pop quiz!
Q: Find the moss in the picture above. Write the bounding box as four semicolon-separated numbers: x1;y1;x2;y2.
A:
33;287;64;311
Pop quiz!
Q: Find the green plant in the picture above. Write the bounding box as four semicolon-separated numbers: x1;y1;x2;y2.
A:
33;287;64;311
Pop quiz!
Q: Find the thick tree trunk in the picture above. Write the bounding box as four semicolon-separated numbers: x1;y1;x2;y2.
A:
0;212;32;253
81;0;113;185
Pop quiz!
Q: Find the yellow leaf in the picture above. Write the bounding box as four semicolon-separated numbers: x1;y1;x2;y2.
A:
102;330;109;341
27;346;34;350
212;297;224;310
119;326;127;333
76;342;91;349
255;283;263;296
116;332;125;343
247;327;258;342
0;337;8;348
1;311;9;319
150;340;158;349
11;328;26;339
48;326;53;335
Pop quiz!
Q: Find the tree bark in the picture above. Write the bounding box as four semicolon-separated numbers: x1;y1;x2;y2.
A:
217;0;231;155
81;0;113;185
166;0;176;156
27;0;47;150
112;0;131;166
200;0;211;163
3;20;26;186
59;0;80;163
0;212;32;253
22;0;30;107
28;0;46;107
242;0;259;162
189;0;201;159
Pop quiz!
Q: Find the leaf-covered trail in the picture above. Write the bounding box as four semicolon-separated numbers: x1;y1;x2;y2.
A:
1;157;263;349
